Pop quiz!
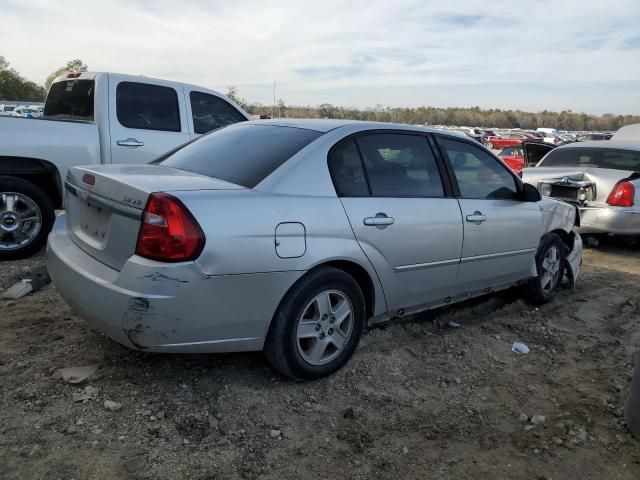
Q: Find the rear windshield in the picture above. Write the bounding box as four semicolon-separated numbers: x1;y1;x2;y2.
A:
44;79;94;122
155;124;323;188
540;148;640;171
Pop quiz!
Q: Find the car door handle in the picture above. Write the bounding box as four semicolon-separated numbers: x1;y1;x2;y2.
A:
117;138;144;147
465;211;487;224
363;214;395;227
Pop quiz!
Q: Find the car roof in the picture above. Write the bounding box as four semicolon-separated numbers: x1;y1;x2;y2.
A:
244;118;453;135
555;140;640;151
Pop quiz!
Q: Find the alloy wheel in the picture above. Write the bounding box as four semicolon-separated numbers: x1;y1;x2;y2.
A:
296;290;354;366
0;192;42;251
540;245;561;293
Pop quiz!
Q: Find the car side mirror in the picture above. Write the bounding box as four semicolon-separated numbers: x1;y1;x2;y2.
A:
521;182;541;202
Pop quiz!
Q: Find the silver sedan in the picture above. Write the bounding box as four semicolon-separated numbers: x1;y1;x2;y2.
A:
47;120;582;380
522;141;640;236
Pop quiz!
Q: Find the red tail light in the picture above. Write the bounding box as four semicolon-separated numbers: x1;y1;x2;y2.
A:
135;193;205;262
606;181;635;207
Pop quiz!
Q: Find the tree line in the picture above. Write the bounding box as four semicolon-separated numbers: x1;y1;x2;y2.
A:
230;91;640;132
243;101;640;132
0;56;88;103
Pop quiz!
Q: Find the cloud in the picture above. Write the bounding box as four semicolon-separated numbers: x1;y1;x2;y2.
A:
1;0;639;114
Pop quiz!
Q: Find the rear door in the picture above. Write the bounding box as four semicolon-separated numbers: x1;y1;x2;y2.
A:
109;80;191;164
436;136;542;291
332;132;463;311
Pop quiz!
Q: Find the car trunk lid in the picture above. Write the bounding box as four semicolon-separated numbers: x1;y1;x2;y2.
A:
65;164;244;270
522;166;638;206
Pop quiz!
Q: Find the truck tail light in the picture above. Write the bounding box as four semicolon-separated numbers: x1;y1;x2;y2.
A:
135;193;205;262
606;181;635;207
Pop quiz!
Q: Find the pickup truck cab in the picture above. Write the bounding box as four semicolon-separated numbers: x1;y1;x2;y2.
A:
0;72;250;259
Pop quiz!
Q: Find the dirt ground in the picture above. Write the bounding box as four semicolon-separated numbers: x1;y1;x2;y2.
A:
1;239;639;480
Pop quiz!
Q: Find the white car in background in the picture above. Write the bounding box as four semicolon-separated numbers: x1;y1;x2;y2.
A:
11;106;42;119
0;104;17;116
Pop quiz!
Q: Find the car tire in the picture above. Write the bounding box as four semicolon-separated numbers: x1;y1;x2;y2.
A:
524;233;566;305
0;176;55;261
264;266;366;380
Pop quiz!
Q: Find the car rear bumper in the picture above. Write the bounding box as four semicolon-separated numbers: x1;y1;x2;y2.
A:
578;206;640;235
46;214;304;353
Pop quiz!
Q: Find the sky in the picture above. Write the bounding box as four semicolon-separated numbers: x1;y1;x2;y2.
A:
1;0;640;114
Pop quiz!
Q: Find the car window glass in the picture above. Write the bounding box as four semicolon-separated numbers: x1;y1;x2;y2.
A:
541;148;640;170
501;148;513;155
189;91;247;134
44;79;94;122
440;138;518;200
329;140;369;197
116;82;181;132
156;124;321;188
355;134;444;197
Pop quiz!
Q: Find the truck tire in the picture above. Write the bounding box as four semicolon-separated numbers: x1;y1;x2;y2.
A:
0;176;55;260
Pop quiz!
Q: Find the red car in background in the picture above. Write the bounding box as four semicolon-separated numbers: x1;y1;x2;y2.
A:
498;146;525;173
485;132;538;150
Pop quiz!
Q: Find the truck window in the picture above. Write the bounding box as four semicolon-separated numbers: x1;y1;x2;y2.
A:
190;91;247;134
116;82;181;132
44;80;94;122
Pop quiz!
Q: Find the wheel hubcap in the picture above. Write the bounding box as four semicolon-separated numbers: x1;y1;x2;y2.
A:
0;192;42;251
540;245;561;293
296;290;354;366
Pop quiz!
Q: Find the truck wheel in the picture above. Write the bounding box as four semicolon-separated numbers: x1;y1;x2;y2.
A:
524;233;566;305
264;266;365;380
0;176;55;260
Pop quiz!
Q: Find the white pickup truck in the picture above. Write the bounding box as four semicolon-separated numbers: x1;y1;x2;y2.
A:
0;72;250;259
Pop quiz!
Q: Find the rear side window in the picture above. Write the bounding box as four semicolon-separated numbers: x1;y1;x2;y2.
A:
329;141;369;197
156;124;322;188
540;148;640;170
356;134;444;197
44;79;94;122
116;82;181;132
189;91;247;134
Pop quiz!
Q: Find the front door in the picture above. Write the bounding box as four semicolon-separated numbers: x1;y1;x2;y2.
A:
436;137;542;292
331;132;463;312
109;80;190;164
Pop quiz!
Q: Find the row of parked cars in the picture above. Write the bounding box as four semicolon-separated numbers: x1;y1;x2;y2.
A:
0;103;44;118
1;71;637;379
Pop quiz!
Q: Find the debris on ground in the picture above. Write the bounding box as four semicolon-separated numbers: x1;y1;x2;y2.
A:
511;342;530;354
2;265;50;299
104;400;123;412
51;364;99;384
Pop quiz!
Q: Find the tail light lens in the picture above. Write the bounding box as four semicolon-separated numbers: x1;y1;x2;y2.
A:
135;193;205;262
606;181;635;207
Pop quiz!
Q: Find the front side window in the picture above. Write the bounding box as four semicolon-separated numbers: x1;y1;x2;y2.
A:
355;134;444;197
189;91;247;134
116;82;181;132
439;138;519;200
